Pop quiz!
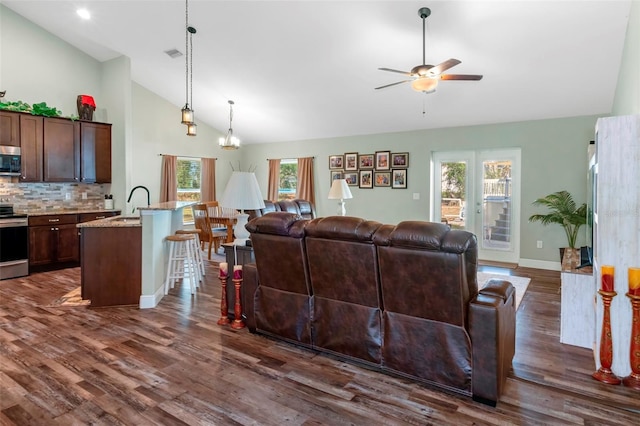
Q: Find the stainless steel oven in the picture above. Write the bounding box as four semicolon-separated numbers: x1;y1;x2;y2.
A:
0;205;29;280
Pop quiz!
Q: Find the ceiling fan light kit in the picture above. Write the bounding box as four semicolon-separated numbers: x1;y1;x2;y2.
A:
376;7;482;93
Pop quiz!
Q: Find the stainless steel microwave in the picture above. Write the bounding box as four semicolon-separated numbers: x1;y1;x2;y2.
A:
0;145;21;176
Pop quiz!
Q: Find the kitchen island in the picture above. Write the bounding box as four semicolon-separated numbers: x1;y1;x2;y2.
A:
78;201;196;308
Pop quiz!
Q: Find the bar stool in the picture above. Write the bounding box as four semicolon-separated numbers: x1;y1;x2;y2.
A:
164;234;199;295
176;229;205;278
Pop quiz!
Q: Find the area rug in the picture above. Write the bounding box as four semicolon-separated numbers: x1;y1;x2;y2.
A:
47;287;90;307
478;272;530;310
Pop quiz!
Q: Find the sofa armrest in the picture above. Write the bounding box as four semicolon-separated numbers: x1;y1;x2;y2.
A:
243;263;259;332
468;279;516;406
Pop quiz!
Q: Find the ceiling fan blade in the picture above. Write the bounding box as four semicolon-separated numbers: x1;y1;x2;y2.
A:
427;59;461;76
375;80;412;90
440;74;483;81
378;67;413;76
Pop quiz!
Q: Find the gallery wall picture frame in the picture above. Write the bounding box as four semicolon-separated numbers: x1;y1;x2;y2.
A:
330;170;343;185
344;153;358;171
358;153;374;170
392;169;407;189
359;170;373;189
375;151;391;171
374;171;391;187
329;155;344;170
343;172;359;186
391;152;409;168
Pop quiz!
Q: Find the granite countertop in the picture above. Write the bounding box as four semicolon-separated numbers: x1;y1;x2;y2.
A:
138;201;196;212
16;208;122;217
77;214;141;228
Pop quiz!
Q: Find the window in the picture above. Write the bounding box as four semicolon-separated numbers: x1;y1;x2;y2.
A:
177;158;201;223
278;159;297;201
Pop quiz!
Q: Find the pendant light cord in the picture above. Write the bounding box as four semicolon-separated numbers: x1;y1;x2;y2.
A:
185;0;189;107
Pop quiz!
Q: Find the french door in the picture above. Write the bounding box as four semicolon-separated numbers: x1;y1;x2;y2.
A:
431;149;521;263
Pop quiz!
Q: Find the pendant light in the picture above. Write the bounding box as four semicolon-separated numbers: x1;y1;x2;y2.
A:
180;0;197;136
219;100;240;150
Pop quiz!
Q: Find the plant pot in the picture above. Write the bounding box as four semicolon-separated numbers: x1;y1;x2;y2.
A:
561;247;580;271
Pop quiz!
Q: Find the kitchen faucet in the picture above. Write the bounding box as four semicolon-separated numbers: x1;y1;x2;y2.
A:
127;185;150;213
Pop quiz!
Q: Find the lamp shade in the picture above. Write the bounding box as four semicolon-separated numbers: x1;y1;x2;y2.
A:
220;172;266;211
328;179;353;200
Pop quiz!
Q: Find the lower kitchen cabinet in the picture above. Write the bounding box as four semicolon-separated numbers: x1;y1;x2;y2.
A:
28;214;79;267
81;225;141;307
28;211;120;270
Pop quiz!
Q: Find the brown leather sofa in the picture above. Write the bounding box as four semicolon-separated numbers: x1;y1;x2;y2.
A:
244;213;516;406
247;199;316;220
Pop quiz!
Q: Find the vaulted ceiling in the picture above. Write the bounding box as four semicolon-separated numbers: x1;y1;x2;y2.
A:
2;1;632;144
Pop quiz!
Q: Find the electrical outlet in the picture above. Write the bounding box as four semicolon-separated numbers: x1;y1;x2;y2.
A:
413;193;420;200
65;193;72;200
537;240;543;249
81;192;87;200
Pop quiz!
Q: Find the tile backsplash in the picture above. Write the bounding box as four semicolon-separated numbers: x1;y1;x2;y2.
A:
0;179;111;211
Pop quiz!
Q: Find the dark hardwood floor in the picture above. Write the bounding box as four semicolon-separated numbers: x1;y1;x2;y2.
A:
1;260;639;425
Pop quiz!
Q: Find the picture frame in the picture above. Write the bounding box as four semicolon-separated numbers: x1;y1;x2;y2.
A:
391;152;409;168
329;155;344;170
374;171;391;187
344;152;358;171
330;170;343;185
359;170;373;189
358;153;374;170
375;151;391;171
392;169;407;189
343;172;359;186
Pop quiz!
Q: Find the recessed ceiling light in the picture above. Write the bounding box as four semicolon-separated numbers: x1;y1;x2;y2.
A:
77;9;91;20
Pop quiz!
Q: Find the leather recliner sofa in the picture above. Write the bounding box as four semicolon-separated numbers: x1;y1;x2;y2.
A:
244;213;516;406
247;199;316;221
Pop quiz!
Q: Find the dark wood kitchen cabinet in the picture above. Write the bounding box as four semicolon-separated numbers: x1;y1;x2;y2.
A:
0;111;20;147
43;117;80;182
80;122;112;183
28;214;79;268
19;114;44;182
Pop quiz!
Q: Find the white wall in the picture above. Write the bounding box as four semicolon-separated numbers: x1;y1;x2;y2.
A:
241;115;600;265
612;0;640;115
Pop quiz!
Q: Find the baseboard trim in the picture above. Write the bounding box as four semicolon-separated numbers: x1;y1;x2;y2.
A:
139;286;165;309
519;258;561;271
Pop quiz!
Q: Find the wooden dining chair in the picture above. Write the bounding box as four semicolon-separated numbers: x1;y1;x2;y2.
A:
192;204;227;260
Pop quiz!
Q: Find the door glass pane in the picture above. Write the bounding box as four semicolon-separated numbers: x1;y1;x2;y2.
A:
481;160;512;251
440;161;467;230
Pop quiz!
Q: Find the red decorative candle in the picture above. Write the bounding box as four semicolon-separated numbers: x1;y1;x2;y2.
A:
219;262;228;278
629;267;640;296
233;265;243;280
601;265;615;292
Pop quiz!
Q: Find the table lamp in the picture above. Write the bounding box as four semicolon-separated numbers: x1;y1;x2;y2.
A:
220;171;265;245
328;178;353;216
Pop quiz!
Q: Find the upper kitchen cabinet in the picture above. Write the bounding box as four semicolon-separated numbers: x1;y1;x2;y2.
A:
0;111;20;147
43;117;80;182
19;114;44;182
80;122;112;183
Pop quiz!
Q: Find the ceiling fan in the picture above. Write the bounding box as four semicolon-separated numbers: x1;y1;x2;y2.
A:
376;7;482;93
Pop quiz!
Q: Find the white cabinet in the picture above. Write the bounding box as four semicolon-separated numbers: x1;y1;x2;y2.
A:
593;115;640;377
560;271;596;349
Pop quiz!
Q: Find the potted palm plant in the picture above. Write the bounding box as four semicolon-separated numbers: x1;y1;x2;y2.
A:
528;190;587;270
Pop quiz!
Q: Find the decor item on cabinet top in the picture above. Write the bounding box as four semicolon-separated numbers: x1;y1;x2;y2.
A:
528;190;587;270
77;95;96;121
0;99;61;117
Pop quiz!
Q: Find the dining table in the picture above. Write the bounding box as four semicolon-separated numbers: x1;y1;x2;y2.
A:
207;207;238;243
